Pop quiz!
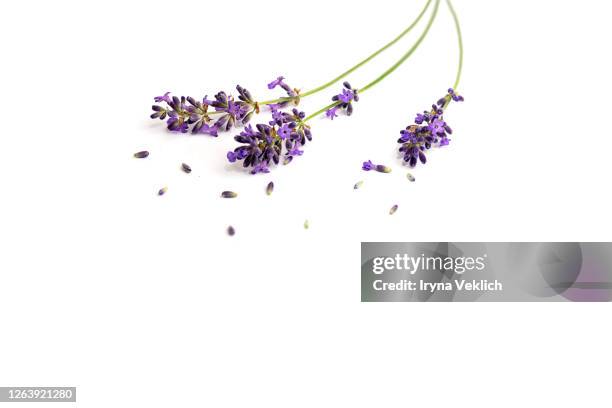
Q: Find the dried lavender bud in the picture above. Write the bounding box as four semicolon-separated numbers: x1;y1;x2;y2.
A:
227;226;235;236
354;181;364;190
406;173;416;182
266;181;274;196
133;151;149;159
304;220;309;230
221;191;238;198
362;160;391;173
398;88;464;167
389;204;398;215
181;163;192;173
158;187;168;196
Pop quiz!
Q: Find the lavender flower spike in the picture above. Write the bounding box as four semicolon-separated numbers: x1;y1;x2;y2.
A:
398;88;464;168
227;106;312;174
150;85;258;136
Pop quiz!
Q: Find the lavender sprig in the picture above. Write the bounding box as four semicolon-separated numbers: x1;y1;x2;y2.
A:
397;88;463;167
151;76;302;137
396;0;464;169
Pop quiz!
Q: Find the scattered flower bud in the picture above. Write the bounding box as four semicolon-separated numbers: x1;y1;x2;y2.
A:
389;204;399;215
181;163;192;173
221;191;238;198
362;160;391;173
266;181;274;195
227;226;235;236
406;173;416;182
158;187;168;196
133;151;149;159
354;181;364;190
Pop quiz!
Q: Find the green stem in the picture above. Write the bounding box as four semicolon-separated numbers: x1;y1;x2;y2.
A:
304;0;440;122
304;102;338;122
359;0;439;93
259;0;433;105
441;0;463;109
447;0;463;91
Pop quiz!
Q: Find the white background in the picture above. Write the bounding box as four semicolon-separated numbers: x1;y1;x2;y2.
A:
1;0;611;406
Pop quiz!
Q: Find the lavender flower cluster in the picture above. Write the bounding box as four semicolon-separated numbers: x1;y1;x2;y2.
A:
227;107;311;174
326;82;359;120
151;77;311;175
397;88;464;167
150;78;299;137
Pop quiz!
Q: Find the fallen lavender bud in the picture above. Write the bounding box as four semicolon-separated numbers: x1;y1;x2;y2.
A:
354;181;364;190
181;163;192;173
133;151;149;159
158;187;168;196
227;226;235;236
362;160;391;173
266;181;274;196
406;172;416;182
398;88;464;167
221;191;238;198
389;204;399;215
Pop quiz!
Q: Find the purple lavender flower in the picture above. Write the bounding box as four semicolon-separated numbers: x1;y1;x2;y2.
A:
327;82;359;119
362;160;391;173
326;107;339;120
267;76;300;107
267;76;286;90
210;90;251;131
277;124;292;140
398;89;463;167
150;85;257;135
154;92;171;103
200;123;219;137
226;107;312;174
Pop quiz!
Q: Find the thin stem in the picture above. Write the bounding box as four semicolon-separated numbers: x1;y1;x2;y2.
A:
259;0;433;105
359;0;440;93
441;0;463;109
304;102;338;122
447;0;463;90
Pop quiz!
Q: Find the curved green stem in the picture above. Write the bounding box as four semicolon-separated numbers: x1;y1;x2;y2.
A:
359;0;439;93
441;0;463;109
447;0;463;91
259;0;433;105
304;102;338;122
304;0;440;122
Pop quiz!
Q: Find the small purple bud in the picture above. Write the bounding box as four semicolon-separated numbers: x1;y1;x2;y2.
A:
362;160;375;171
